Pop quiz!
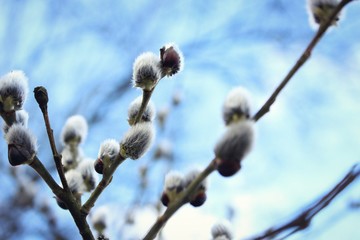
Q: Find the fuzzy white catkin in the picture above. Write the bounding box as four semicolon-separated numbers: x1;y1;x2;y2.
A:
77;159;98;192
15;110;29;127
6;124;37;155
132;52;161;90
65;169;86;193
60;115;88;146
120;122;155;160
184;168;208;190
163;171;185;205
307;0;341;28
91;205;110;233
154;139;173;160
214;120;255;164
77;159;95;178
211;221;233;240
98;139;120;161
61;145;84;171
128;95;156;124
222;87;251;125
0;70;29;112
164;171;185;191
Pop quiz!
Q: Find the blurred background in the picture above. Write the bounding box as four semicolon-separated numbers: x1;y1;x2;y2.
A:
1;0;360;239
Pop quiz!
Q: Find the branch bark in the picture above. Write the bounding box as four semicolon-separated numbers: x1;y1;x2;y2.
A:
34;87;69;191
252;0;353;122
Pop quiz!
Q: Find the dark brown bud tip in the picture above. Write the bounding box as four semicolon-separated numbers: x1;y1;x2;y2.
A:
160;46;181;76
94;158;104;174
34;86;48;109
217;159;241;177
161;192;170;207
190;192;207;207
8;144;29;166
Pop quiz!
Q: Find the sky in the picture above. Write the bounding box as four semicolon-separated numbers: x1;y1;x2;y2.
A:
0;0;360;239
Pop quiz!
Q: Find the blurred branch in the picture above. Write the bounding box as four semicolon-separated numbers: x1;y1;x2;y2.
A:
252;0;354;122
349;200;360;209
247;163;360;240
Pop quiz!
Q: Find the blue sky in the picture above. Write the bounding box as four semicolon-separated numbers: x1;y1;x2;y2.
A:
1;0;360;239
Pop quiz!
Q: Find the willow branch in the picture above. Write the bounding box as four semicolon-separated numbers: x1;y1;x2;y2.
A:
133;72;167;125
81;155;127;215
34;87;69;191
143;158;220;240
134;89;154;125
252;0;353;122
64;195;96;240
28;155;63;195
247;163;360;240
28;154;95;239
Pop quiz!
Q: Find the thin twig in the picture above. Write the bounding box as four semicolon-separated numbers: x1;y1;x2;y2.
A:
28;146;95;240
64;195;96;240
134;89;154;125
252;0;353;122
133;72;167;125
81;155;126;215
34;87;69;190
28;155;63;195
143;158;220;240
33;87;96;239
143;1;356;239
247;163;360;240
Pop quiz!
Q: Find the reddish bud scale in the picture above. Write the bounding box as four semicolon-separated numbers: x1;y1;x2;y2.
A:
190;192;207;207
160;46;181;76
161;192;170;207
94;158;104;174
8;144;29;166
217;159;241;177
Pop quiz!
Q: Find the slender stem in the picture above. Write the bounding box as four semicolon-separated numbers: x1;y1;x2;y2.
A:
143;158;220;240
28;155;63;195
35;90;69;191
29;155;95;239
134;89;154;125
65;195;96;240
252;0;353;122
133;72;167;125
81;155;126;215
247;163;360;240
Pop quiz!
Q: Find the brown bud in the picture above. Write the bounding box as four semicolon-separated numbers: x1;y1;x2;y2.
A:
161;192;170;207
217;159;241;177
94;158;104;174
160;45;182;76
190;192;207;207
34;86;48;111
8;143;32;166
